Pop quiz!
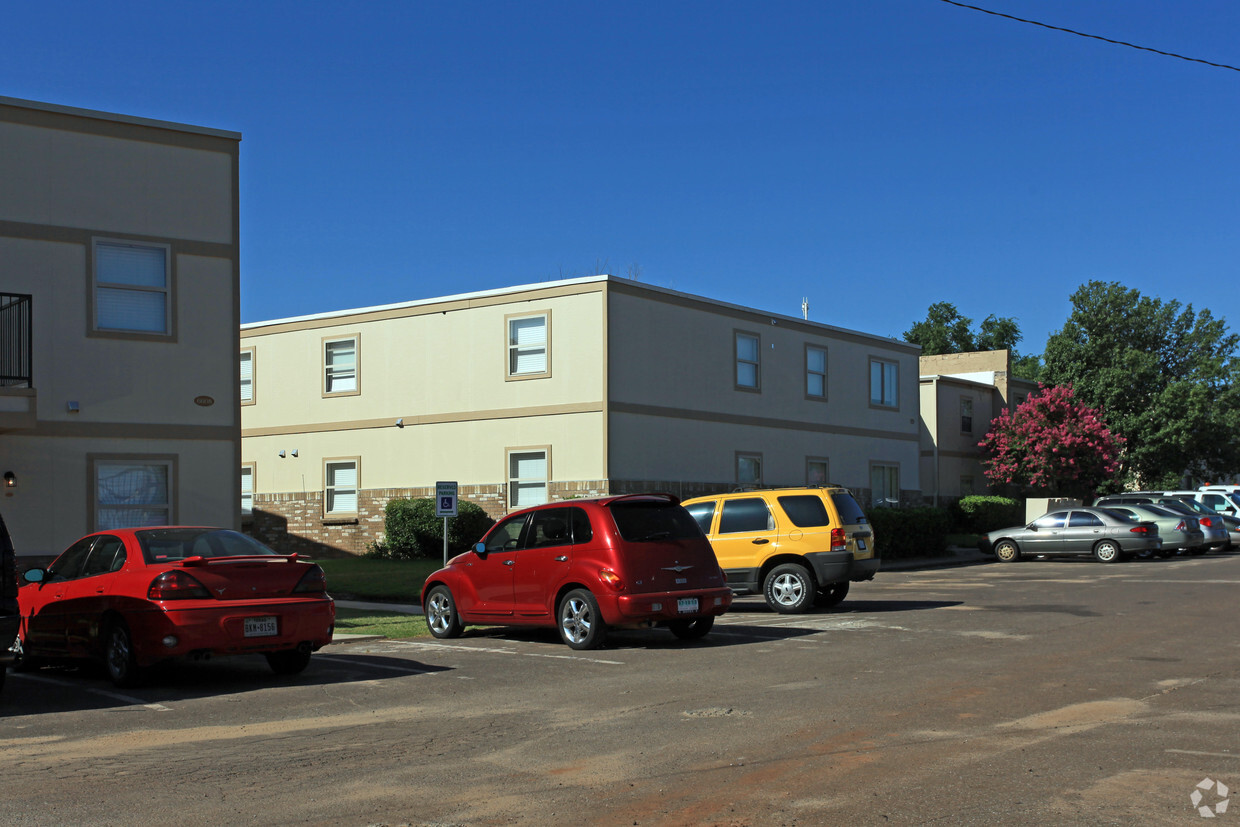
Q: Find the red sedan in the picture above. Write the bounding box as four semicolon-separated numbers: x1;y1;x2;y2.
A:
422;493;733;649
15;527;334;686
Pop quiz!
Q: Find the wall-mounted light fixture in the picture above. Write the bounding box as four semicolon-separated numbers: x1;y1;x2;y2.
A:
3;471;16;489
278;450;286;458
395;418;404;428
290;449;298;457
66;401;80;413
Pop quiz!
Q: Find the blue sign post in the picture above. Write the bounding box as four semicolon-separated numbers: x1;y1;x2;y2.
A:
436;481;458;565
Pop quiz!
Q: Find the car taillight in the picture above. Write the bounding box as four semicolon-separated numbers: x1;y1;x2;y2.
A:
1200;517;1214;528
148;570;210;600
293;564;327;594
598;569;625;591
1173;520;1187;532
1129;525;1153;535
830;528;846;553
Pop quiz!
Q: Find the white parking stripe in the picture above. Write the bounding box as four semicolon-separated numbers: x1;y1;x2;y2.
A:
11;672;172;711
391;639;624;665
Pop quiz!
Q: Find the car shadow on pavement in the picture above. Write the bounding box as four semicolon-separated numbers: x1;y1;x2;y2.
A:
724;598;964;614
2;653;451;715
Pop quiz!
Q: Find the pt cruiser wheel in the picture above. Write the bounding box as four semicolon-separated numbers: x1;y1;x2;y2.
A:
425;585;464;639
763;563;815;614
558;588;607;650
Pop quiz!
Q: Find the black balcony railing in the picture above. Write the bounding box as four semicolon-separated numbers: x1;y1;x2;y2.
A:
0;293;32;388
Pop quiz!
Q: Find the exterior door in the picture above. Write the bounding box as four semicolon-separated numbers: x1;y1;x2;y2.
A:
62;535;126;655
710;497;779;574
464;514;525;617
1023;512;1067;554
23;536;97;654
1064;511;1106;553
511;507;577;618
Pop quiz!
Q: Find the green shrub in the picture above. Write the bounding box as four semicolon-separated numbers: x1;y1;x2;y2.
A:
867;506;952;559
949;496;1023;534
378;498;495;560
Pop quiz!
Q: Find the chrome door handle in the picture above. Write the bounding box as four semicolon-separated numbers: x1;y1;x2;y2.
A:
503;560;515;567
554;556;568;562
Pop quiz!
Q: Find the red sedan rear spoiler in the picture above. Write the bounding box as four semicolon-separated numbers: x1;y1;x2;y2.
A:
181;553;301;566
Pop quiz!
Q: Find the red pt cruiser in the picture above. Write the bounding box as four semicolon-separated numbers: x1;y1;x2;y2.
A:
422;494;733;649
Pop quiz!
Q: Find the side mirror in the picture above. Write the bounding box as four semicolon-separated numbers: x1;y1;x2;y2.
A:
1026;524;1038;531
23;568;46;584
473;541;487;558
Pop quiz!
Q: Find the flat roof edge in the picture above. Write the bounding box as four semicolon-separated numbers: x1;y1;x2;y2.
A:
0;96;241;141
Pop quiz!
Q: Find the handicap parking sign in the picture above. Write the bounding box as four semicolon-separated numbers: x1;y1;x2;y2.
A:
435;481;458;517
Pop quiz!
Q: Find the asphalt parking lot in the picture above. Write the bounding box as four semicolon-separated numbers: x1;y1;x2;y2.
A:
4;552;1240;825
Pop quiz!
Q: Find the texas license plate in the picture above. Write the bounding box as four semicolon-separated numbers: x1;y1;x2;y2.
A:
244;616;278;637
677;598;699;614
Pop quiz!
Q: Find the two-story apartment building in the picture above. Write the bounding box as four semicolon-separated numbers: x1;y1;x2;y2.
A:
241;276;921;555
918;349;1039;504
0;97;242;560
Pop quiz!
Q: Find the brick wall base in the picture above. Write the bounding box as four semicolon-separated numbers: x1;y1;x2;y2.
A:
245;480;922;557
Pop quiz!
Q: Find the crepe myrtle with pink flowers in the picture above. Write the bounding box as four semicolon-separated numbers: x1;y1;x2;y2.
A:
979;384;1124;500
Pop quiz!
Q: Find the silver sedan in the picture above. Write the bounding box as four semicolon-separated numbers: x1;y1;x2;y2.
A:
986;508;1161;564
1101;503;1206;555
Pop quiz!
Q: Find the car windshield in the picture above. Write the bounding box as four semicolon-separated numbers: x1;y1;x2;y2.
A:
609;501;703;542
136;528;281;563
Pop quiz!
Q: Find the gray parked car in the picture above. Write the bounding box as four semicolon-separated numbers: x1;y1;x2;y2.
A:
1096;503;1206;555
1094;495;1224;551
985;507;1161;564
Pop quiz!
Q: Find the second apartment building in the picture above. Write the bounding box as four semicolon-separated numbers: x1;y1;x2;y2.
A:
240;276;921;555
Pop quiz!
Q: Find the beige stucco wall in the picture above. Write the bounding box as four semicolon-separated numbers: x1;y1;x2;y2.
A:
919;375;998;502
0;119;234;244
0;98;241;558
241;285;608;493
606;282;921;492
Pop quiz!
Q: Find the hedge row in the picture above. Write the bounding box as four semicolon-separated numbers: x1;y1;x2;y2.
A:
868;496;1021;559
368;497;496;560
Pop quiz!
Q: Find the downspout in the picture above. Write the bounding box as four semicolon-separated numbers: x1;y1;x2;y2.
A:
932;376;940;508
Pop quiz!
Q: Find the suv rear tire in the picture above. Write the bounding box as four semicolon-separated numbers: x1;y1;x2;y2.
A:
763;563;816;614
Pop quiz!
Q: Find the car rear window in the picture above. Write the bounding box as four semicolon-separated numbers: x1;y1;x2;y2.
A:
777;495;832;528
609;501;703;542
829;491;867;525
684;501;716;534
137;528;281;563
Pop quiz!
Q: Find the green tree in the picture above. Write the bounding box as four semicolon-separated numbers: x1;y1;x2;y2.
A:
1041;281;1240;487
903;302;1040;379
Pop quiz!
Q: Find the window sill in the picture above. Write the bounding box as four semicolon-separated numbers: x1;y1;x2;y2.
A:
321;516;359;526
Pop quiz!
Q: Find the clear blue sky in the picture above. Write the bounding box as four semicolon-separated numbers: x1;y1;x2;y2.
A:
5;1;1237;353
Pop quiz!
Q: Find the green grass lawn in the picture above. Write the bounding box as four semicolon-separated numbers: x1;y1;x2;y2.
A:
334;607;430;639
319;557;442;603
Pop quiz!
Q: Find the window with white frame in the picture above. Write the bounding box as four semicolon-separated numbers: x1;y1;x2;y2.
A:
507;313;549;378
870;463;900;507
93;239;171;335
807;458;829;486
324;459;359;516
806;345;827;399
736;331;760;390
960;397;974;433
94;458;173;529
241;465;254;515
509;449;549;508
869;358;898;408
737;452;763;486
240;349;254;405
324;336;359;395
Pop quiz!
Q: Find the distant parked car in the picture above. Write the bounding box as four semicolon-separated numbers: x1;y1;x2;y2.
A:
421;494;733;650
0;512;17;695
1157;492;1240;549
1192;489;1240;520
1094;503;1206;555
1093;495;1222;551
984;508;1161;563
15;527;334;687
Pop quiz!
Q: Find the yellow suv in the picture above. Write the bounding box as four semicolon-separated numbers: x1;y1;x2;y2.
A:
681;487;877;613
